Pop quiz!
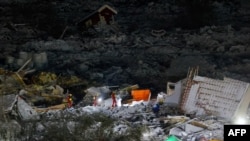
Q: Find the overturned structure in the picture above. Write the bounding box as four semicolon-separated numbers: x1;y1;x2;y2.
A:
182;76;250;122
165;67;250;123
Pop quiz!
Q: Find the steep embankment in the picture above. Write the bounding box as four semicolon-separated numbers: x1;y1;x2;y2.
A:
0;0;249;94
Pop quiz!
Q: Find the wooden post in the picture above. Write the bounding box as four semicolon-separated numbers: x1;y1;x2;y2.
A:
16;58;32;73
59;26;68;39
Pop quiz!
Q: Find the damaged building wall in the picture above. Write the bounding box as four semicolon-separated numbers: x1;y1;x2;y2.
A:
233;83;250;123
183;76;249;120
165;80;185;107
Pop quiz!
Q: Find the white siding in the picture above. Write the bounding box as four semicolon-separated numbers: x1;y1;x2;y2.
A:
184;76;249;120
184;84;199;113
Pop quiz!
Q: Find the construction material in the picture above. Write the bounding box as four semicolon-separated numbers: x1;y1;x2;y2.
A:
16;58;31;73
183;75;249;120
120;84;139;92
131;89;151;101
34;104;66;113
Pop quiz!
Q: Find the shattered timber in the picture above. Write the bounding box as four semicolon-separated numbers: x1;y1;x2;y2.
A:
0;66;87;118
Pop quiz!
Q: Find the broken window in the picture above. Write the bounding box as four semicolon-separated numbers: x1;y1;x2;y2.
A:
167;82;176;95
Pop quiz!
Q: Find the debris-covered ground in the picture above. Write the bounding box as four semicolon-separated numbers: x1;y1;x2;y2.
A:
0;92;226;141
0;70;228;141
0;0;249;93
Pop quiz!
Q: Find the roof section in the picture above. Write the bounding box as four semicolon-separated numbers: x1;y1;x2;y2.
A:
98;4;117;14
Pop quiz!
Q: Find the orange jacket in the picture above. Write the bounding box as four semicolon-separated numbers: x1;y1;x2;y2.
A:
111;93;116;100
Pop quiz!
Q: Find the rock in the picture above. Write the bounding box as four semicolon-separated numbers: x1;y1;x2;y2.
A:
67;121;76;133
78;63;89;72
216;46;225;52
32;52;48;69
36;122;45;132
229;45;245;53
0;120;21;140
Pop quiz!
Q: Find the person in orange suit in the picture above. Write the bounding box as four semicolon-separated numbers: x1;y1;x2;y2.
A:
93;95;97;106
67;94;73;108
111;91;117;107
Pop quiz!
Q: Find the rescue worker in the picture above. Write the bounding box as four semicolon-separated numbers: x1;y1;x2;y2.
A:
111;91;117;107
67;94;73;108
93;95;97;106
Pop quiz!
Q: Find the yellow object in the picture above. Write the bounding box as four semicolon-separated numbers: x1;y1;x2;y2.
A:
131;89;151;101
158;98;164;105
190;121;208;129
32;84;44;91
121;84;139;91
33;72;57;85
12;72;26;87
57;75;82;86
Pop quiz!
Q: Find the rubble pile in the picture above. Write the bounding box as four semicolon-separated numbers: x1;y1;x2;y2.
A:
12;100;227;140
0;63;249;141
0;68;88;116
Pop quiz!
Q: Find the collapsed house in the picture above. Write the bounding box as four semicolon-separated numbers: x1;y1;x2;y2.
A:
182;76;250;122
165;67;250;123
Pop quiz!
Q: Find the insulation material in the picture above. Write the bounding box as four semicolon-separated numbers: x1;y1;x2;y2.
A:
185;123;204;134
131;89;151;101
17;96;40;121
